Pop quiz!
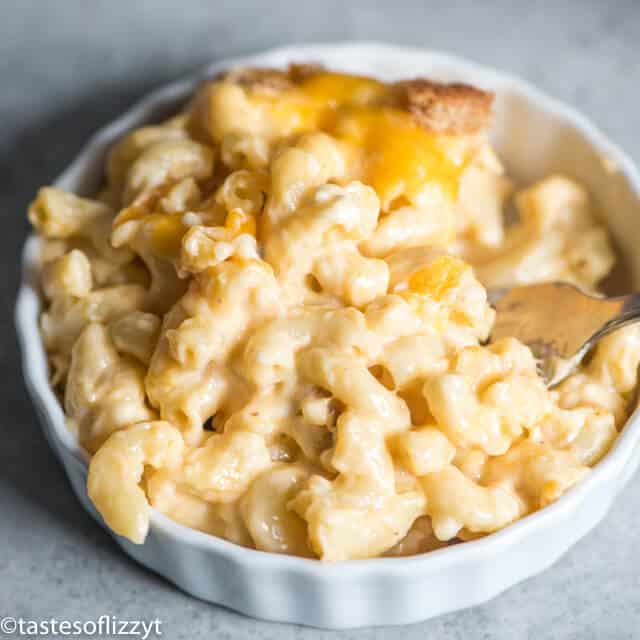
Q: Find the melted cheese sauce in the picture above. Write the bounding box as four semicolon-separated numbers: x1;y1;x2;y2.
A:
116;71;471;257
251;72;469;204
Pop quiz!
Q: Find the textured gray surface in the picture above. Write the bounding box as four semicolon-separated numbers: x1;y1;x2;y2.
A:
2;1;640;638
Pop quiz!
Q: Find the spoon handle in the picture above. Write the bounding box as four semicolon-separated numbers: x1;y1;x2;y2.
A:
590;292;640;343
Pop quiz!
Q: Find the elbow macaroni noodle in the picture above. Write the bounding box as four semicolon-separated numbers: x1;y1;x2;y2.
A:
27;66;639;560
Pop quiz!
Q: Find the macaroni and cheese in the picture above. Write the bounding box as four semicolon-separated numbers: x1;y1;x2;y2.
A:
28;65;638;561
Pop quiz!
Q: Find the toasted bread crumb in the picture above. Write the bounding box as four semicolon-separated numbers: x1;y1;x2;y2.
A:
392;79;494;135
219;67;294;92
219;63;323;93
288;63;325;83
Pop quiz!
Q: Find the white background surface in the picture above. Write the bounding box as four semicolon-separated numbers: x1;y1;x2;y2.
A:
2;1;640;638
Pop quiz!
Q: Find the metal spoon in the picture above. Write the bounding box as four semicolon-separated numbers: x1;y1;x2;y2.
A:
489;282;640;386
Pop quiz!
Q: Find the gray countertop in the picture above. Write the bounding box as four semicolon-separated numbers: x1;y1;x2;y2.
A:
2;1;640;638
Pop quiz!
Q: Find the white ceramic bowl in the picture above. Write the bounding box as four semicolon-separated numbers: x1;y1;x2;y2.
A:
15;42;640;629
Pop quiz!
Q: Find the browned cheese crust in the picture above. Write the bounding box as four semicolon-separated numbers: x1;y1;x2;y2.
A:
217;64;494;134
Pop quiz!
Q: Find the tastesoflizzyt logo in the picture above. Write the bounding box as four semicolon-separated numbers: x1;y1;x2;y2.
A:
0;615;162;638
